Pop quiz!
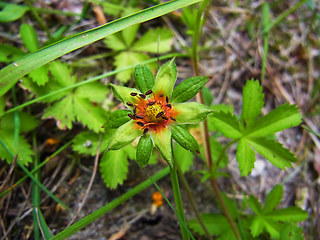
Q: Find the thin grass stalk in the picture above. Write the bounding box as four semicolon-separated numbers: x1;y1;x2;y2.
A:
169;165;189;240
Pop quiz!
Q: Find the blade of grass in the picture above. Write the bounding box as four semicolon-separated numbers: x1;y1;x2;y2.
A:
32;132;41;240
1;53;185;116
52;167;170;240
0;140;72;198
261;2;271;82
35;207;53;239
0;0;202;96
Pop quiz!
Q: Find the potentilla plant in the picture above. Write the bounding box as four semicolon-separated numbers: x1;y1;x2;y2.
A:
107;58;212;239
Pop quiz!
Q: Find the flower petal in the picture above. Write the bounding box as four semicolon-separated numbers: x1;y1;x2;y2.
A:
151;128;173;166
152;58;177;97
109;83;141;106
107;120;142;150
172;102;213;124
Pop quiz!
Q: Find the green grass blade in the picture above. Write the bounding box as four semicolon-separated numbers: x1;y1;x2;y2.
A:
52;167;170;240
1;53;183;116
35;208;53;239
0;0;202;97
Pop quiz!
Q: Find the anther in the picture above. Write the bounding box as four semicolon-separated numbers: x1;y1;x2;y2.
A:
143;128;149;134
165;104;171;109
133;106;137;114
130;92;138;96
128;113;135;119
145;90;153;95
147;101;156;106
139;94;146;99
156;112;164;118
135;115;144;119
136;122;144;127
166;96;169;103
159;94;163;97
127;102;134;107
170;116;176;121
161;116;168;120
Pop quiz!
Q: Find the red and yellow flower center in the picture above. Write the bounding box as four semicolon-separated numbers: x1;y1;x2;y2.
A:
127;90;177;133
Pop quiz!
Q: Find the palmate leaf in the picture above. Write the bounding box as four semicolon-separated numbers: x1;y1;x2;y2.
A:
210;111;242;139
263;184;283;213
246;104;302;137
20;23;39;53
241;79;264;128
28;66;49;86
265;207;308;222
104;33;127;51
100;148;129;189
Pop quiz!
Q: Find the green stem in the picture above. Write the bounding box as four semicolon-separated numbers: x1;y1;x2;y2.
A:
170;165;189;240
32;132;40;240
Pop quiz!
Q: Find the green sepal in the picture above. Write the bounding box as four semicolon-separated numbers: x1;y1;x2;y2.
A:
136;134;153;168
104;109;131;128
109;83;140;106
107;120;142;150
173;102;213;124
151;128;173;167
171;76;209;103
153;58;177;97
134;64;154;94
170;125;199;153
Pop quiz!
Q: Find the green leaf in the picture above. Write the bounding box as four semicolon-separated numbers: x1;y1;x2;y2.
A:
107;120;142;150
0;0;203;96
151;127;173;166
0;96;4;115
0;4;28;22
263;219;281;239
49;61;76;87
280;222;304;240
131;27;173;53
246;104;302;137
109;83;141;107
104;110;131;129
173;102;213;124
265;207;308;222
43;95;75;130
136;134;153;168
248;195;262;215
104;33;127;51
171;76;209;103
0;130;33;165
170;125;199;153
189;213;230;236
241;79;264;128
153;58;177;97
75;81;109;103
236;138;256;176
210;111;242;139
207;104;233;131
114;51;150;83
121;8;140;47
100;149;128;189
20;24;39;52
134;64;154;93
29;65;49;85
247;137;294;169
0;44;25;63
174;143;194;173
263;184;283;213
250;216;265;237
1;111;38;133
72;131;110;156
